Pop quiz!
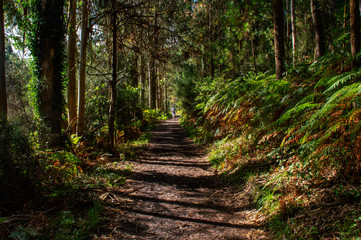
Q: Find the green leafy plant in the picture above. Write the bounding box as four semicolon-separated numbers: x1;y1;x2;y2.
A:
46;202;103;240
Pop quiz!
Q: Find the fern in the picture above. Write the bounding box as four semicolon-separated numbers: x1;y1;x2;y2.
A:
276;102;320;126
311;82;361;122
324;69;361;94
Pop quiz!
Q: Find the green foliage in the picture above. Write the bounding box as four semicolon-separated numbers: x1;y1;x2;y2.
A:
0;123;38;211
38;150;83;198
181;49;361;238
44;202;103;240
175;63;198;113
208;136;244;169
9;225;38;240
85;84;109;133
115;85;142;128
256;188;281;216
184;51;361;180
5;50;34;123
92;165;127;187
143;109;168;123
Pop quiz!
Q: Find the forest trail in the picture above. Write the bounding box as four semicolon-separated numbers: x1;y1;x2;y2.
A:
93;118;268;239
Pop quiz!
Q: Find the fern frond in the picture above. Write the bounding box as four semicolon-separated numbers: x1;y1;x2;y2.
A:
314;73;336;89
311;82;361;120
276;102;320;126
324;69;361;94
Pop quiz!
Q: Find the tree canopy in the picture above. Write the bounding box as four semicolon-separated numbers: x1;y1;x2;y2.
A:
1;0;361;239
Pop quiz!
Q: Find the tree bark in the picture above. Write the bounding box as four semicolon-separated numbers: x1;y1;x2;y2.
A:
0;0;6;125
156;72;160;110
273;0;285;80
149;57;156;109
291;0;296;66
149;8;158;109
67;0;77;134
131;54;138;88
311;0;326;58
77;0;88;137
140;54;146;108
165;82;168;112
250;30;257;73
343;0;348;52
209;4;215;78
351;0;360;67
32;0;65;146
108;9;117;150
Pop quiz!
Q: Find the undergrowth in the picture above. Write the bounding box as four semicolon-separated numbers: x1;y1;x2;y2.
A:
180;53;361;239
0;109;166;239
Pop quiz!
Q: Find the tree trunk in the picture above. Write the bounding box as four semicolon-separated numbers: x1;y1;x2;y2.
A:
165;82;168;113
286;0;289;37
149;8;158;109
32;0;65;146
157;73;163;110
156;72;160;110
311;0;326;58
209;4;215;78
67;0;77;134
250;30;257;73
291;0;296;66
0;0;6;125
343;0;348;52
273;0;285;79
77;0;88;137
131;54;138;88
108;9;117;150
140;54;146;108
149;58;156;109
351;0;360;67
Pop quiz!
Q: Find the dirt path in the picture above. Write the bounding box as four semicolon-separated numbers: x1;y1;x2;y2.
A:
93;118;267;239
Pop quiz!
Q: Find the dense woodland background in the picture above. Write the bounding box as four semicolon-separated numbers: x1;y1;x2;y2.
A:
1;0;361;239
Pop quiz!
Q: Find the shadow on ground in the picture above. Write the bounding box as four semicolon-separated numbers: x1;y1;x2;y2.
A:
93;118;268;239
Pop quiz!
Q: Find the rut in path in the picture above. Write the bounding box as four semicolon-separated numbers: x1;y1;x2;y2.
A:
94;118;267;239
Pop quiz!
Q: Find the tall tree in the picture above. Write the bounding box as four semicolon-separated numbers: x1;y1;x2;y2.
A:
291;0;296;66
0;0;6;124
149;57;156;109
350;0;360;67
273;0;285;79
108;7;117;150
311;0;326;58
149;5;158;109
30;0;66;145
140;54;146;108
67;0;77;134
77;0;88;137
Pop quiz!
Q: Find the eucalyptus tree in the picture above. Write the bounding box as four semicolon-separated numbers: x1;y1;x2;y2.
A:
30;0;66;146
108;1;117;150
273;0;285;79
77;0;89;137
149;2;158;109
291;0;296;66
0;0;6;124
350;0;360;67
311;0;326;58
67;0;77;134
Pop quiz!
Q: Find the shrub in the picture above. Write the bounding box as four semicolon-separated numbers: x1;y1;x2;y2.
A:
0;124;39;212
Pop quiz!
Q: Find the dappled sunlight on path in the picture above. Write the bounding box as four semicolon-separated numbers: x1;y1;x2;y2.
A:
93;118;268;239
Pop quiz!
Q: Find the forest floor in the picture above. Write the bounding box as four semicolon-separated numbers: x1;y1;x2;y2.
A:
92;118;268;239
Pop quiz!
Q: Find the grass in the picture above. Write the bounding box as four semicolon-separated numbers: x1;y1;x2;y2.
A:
44;202;103;240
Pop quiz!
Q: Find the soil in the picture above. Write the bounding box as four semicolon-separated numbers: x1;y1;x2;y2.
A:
92;118;268;239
